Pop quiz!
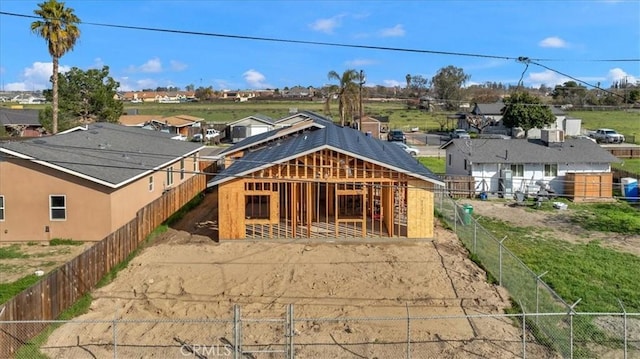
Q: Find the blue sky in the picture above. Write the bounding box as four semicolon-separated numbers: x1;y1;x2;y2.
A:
0;0;638;92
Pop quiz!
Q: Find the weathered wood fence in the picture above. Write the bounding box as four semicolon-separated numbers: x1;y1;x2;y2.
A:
0;174;206;358
441;175;476;198
605;146;640;159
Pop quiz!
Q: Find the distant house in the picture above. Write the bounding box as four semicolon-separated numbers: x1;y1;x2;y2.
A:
227;114;275;143
274;110;334;129
209;113;444;240
461;102;575;137
0;108;45;137
441;129;621;197
0;123;204;242
151;114;204;138
356;115;389;140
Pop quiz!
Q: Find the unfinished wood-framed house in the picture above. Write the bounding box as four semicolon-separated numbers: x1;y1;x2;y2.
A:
208;112;444;240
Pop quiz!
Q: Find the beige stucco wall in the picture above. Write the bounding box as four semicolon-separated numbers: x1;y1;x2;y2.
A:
0;154;199;242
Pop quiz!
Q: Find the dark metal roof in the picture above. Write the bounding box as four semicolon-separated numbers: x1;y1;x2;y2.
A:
209;123;444;187
442;138;621;164
0;108;41;126
0;123;203;188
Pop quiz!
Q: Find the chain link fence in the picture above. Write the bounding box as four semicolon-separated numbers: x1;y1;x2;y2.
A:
2;307;638;358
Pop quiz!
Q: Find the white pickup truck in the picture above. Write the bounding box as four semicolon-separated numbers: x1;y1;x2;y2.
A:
192;128;220;142
589;128;625;143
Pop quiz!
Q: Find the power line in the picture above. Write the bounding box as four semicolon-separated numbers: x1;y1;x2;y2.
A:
2;10;639;63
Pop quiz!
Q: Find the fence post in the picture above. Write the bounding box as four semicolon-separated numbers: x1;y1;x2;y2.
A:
535;271;548;325
473;218;478;255
618;299;627;359
233;304;241;359
287;304;295;359
406;303;411;359
499;236;508;286
520;300;526;359
568;299;581;359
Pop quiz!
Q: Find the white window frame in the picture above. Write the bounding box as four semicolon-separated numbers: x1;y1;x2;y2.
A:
149;176;154;192
180;159;185;180
544;163;558;177
510;164;524;177
50;195;67;221
0;195;4;221
166;167;174;187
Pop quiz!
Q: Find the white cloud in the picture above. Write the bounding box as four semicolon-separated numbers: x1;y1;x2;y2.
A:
309;15;345;34
139;58;163;73
5;61;71;91
527;69;569;87
539;36;568;48
117;77;158;91
243;69;271;89
345;58;376;67
383;79;402;87
170;60;187;72
607;68;637;85
379;24;405;37
90;57;104;69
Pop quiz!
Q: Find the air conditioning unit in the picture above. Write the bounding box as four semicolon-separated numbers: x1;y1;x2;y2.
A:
541;129;564;145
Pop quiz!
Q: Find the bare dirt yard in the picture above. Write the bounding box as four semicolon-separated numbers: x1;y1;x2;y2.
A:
39;193;560;358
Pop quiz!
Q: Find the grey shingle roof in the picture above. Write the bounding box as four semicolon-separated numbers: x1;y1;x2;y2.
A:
0;123;203;187
210;124;444;187
0;108;41;126
442;138;621;164
227;114;275;126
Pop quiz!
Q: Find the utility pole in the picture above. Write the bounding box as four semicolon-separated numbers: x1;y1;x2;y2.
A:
359;70;366;132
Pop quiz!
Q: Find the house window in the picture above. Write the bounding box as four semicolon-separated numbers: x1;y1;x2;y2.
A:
149;176;154;192
180;159;185;180
193;154;197;172
464;159;468;171
544;164;558;177
166;167;174;187
0;195;4;221
50;195;66;220
448;154;452;166
510;164;524;177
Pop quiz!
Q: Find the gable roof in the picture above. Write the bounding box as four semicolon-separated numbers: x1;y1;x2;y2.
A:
227;114;274;126
275;110;335;126
209;124;444;188
1;123;204;188
118;115;160;127
0;108;41;126
441;138;621;164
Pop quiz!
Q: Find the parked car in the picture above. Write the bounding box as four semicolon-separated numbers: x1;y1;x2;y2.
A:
392;142;420;156
387;129;406;143
589;128;625;143
449;129;471;139
204;128;220;141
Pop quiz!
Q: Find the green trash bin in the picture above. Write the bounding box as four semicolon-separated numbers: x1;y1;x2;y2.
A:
462;204;473;225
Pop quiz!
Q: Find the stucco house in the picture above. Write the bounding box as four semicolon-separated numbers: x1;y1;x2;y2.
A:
209;115;444;240
0;123;204;242
0;108;45;137
441;129;621;198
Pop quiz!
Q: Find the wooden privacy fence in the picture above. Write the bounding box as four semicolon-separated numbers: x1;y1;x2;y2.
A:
605;146;640;159
441;175;476;198
0;174;206;358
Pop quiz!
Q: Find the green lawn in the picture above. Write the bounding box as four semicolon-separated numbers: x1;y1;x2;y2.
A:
613;158;640;174
569;110;640;144
477;200;640;313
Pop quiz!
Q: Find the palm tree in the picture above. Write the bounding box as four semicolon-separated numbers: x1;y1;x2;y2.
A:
327;69;359;126
31;0;81;134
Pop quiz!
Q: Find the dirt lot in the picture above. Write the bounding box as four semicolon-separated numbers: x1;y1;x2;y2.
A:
38;193;562;358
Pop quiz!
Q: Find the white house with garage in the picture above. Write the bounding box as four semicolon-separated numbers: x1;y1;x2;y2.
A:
226;114;275;143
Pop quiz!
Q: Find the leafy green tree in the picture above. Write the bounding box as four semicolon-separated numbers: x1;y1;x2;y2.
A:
431;65;470;110
551;81;588;106
408;75;430;98
501;92;555;132
40;66;123;132
31;0;81;134
327;69;359;126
